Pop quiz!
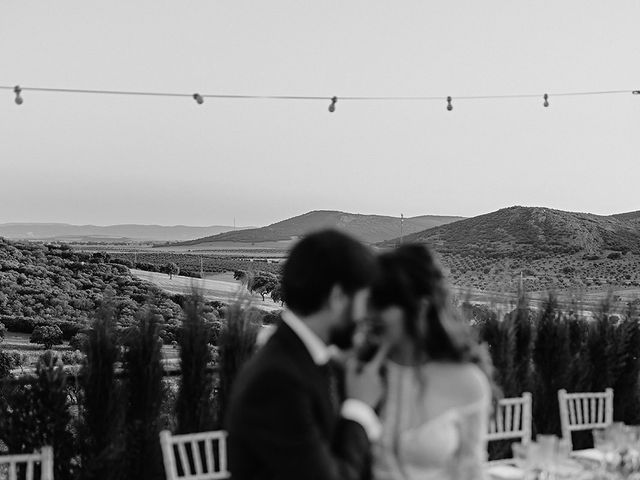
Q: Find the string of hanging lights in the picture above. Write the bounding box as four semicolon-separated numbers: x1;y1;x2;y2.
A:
2;84;639;112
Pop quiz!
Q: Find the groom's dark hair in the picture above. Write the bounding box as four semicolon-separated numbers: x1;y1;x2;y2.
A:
281;229;377;317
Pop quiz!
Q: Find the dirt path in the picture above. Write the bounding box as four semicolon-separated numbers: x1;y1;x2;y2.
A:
131;269;282;312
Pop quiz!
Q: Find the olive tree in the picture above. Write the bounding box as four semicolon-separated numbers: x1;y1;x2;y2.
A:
30;325;64;349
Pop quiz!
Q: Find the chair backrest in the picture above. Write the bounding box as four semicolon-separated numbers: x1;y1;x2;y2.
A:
487;392;533;444
558;388;614;449
159;430;230;480
0;447;54;480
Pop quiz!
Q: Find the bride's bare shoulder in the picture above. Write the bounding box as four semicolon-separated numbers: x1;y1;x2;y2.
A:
427;362;491;406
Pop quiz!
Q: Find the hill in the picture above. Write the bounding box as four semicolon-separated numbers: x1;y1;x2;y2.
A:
394;206;640;257
612;210;640;227
0;238;185;339
168;210;464;246
0;223;242;243
383;206;640;292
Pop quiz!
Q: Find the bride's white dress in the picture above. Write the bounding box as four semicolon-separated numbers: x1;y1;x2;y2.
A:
372;361;490;480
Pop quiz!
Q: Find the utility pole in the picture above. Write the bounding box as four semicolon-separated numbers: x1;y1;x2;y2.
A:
400;213;404;245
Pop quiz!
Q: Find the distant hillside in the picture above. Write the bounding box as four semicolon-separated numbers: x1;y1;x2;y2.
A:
0;223;242;242
168;211;464;246
392;206;640;257
408;215;468;231
612;210;640;227
382;206;640;292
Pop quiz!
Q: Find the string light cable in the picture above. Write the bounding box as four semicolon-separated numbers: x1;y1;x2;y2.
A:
1;84;639;111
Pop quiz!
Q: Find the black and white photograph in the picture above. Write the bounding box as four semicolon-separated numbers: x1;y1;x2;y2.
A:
1;1;640;479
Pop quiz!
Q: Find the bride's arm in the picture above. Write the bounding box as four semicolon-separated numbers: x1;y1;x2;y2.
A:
450;401;490;479
449;366;492;480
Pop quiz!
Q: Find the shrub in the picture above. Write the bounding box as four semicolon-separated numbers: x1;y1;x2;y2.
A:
216;302;261;427
504;298;535;395
90;252;111;264
611;318;640;424
163;263;180;279
0;356;76;480
110;258;133;268
532;297;572;437
177;269;200;279
30;325;64;349
61;350;84;365
175;293;215;433
52;320;84;340
476;313;515;396
78;293;123;480
0;322;5;342
69;333;89;351
0;350;12;377
0;316;36;334
9;351;26;368
121;306;166;480
134;262;159;272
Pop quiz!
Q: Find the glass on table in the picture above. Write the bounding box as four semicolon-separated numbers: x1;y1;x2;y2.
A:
511;442;540;478
614;424;640;477
537;435;559;466
625;425;640;453
593;428;616;476
594;428;615;456
609;422;629;452
512;442;529;468
557;438;572;462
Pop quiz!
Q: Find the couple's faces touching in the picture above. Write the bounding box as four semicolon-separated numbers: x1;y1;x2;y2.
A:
327;285;415;351
328;285;428;352
372;299;429;349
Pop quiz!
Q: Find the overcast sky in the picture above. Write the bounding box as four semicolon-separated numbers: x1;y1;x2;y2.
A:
1;1;639;227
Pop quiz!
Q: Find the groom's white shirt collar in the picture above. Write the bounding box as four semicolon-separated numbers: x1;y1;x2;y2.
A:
281;309;331;365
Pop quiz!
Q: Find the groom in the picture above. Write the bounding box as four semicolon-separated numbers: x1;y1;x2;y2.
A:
226;229;384;480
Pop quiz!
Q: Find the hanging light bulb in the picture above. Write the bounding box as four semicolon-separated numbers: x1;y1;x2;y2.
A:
193;93;204;105
328;96;337;113
446;96;453;111
14;85;23;105
543;93;549;107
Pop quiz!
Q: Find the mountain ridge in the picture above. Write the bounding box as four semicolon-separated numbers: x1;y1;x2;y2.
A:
166;210;465;246
0;223;245;242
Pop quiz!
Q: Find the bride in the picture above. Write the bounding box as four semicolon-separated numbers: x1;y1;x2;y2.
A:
368;244;493;480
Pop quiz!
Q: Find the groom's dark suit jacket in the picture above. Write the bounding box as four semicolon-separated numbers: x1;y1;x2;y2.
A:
226;321;371;480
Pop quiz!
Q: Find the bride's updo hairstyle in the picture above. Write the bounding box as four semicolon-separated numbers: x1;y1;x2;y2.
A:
371;243;486;364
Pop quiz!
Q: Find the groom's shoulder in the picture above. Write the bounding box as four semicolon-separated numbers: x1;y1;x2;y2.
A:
234;325;309;392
